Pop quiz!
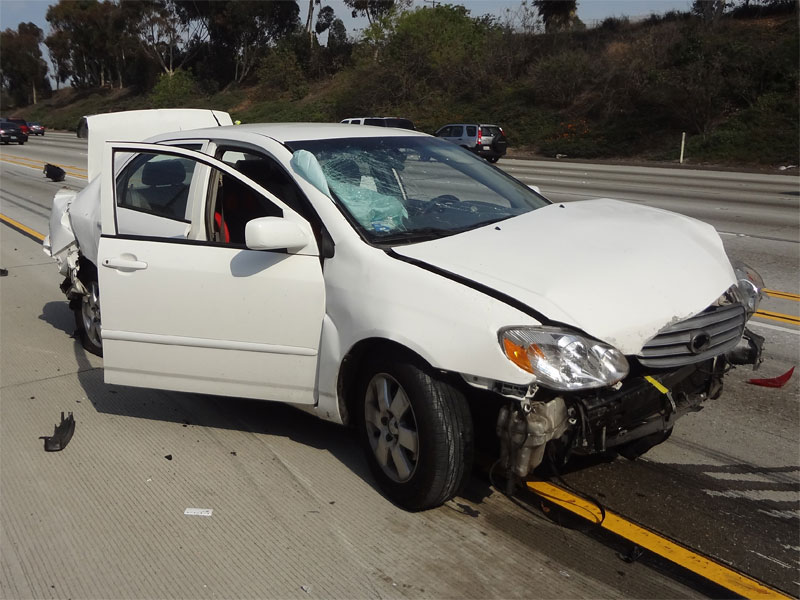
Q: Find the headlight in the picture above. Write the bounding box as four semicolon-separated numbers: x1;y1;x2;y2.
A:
731;260;764;315
499;327;629;391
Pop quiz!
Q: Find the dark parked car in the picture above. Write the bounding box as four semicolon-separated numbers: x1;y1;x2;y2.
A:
435;123;507;162
0;121;26;144
341;117;416;130
29;122;45;136
8;118;30;138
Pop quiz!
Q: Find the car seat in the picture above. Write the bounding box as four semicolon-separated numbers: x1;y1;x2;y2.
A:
139;159;188;218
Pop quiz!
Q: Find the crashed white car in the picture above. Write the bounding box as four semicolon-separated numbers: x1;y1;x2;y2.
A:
45;109;764;510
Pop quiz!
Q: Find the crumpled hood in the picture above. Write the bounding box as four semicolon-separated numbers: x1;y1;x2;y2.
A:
394;199;736;355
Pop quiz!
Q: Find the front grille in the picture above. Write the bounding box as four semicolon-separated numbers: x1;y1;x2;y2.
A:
637;303;746;368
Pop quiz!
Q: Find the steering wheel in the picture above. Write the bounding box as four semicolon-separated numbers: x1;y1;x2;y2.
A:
419;194;460;215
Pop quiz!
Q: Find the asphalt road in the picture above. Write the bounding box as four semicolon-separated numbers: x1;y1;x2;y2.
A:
1;132;798;598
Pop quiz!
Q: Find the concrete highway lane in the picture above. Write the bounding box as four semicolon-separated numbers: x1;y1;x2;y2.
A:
1;138;798;598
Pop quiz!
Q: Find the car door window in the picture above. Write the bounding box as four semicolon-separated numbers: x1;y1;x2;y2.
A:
207;167;282;245
465;126;477;137
116;152;196;222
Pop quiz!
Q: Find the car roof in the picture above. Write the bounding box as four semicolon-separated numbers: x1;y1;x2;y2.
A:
158;122;429;143
343;117;410;120
439;123;499;127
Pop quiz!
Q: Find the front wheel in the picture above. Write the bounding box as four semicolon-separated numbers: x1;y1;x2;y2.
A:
74;264;103;356
356;350;473;511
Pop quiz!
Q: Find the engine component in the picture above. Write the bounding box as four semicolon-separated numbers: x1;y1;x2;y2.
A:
496;395;569;480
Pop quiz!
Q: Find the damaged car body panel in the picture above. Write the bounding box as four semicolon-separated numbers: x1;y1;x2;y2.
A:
44;110;765;511
393;198;736;356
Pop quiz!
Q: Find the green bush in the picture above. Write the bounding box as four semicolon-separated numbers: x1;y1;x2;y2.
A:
257;48;308;101
149;70;198;108
529;49;592;108
688;93;800;164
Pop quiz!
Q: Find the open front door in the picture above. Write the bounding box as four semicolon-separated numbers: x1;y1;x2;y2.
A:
97;142;325;404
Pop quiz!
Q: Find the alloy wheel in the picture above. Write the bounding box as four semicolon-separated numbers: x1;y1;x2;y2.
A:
364;373;420;483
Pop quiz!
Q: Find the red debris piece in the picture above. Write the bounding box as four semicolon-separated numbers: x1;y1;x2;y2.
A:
747;367;795;388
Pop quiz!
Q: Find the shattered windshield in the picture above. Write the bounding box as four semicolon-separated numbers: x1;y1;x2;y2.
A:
288;136;549;245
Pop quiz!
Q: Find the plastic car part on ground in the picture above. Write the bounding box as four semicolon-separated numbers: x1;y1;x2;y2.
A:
44;164;66;182
40;412;75;451
747;367;795;388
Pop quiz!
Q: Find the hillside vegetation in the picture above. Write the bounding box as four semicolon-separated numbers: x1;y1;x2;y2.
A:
12;3;800;168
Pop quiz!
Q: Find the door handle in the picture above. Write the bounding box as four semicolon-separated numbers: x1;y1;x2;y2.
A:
103;257;148;271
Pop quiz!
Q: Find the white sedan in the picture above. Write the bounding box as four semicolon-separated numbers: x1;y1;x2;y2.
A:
45;109;764;510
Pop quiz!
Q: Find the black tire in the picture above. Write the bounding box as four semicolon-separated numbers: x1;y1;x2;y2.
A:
356;350;473;511
487;156;499;163
74;262;103;357
18;140;24;145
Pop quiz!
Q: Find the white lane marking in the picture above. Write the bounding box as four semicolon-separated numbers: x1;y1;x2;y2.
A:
706;472;796;484
748;550;796;569
758;508;800;520
782;544;800;552
748;320;800;336
703;489;799;502
184;508;213;517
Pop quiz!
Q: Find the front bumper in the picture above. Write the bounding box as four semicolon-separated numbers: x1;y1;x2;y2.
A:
575;360;716;454
496;327;764;477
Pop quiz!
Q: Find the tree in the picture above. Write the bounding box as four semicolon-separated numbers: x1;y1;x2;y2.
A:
45;29;71;90
343;0;410;24
188;1;300;86
533;0;578;32
328;17;348;49
316;6;336;35
304;0;321;45
354;4;497;106
692;0;727;24
46;0;135;89
0;23;50;105
128;0;209;76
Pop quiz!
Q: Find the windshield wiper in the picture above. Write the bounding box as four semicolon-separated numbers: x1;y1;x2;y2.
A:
374;227;460;245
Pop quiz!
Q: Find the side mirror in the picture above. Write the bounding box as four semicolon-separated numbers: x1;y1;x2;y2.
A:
245;217;309;252
528;184;541;194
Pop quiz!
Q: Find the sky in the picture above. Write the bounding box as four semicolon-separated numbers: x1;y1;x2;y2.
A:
1;0;693;37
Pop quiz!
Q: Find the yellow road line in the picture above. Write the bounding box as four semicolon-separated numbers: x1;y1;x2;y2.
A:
527;481;792;599
754;309;800;326
0;152;87;171
764;289;800;302
0;154;87;179
0;213;46;241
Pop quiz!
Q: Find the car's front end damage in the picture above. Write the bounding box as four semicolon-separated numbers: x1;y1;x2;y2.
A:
388;197;767;485
493;273;765;484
